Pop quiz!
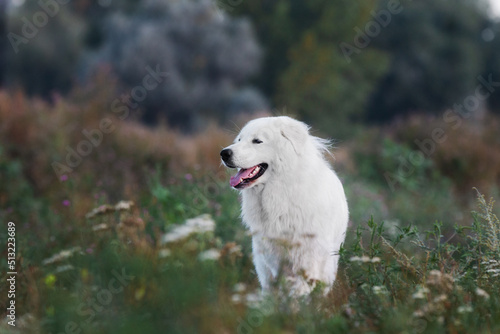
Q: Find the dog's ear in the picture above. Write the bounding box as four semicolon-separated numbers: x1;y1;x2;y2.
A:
279;117;309;155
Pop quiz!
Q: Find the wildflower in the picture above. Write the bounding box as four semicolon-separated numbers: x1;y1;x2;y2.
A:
62;199;71;207
135;285;146;301
412;286;430;300
233;283;247;293
55;264;74;273
372;285;389;296
361;255;371;263
115;200;134;211
350;255;380;264
476;287;490;299
427;270;454;292
245;292;263;307
185;173;193;181
483;259;500;277
458;305;473;314
433;294;448;303
85;204;114;219
198;249;221;261
162;214;215;244
92;223;110;232
42;247;81;265
413;310;425;318
231;294;243;304
158;249;172;258
412;291;426;300
44;274;57;288
60;175;68;182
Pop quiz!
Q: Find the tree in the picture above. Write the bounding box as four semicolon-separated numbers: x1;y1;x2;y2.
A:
5;1;84;97
236;0;389;137
0;0;6;86
367;0;491;122
94;0;267;130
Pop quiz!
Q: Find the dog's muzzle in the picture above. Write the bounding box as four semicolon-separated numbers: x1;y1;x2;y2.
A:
220;148;235;167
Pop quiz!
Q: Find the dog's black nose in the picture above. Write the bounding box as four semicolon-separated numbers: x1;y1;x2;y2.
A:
220;148;233;162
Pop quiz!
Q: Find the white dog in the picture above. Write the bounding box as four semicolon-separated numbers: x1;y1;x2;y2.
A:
220;116;348;295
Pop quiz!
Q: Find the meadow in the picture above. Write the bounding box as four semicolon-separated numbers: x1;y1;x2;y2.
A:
1;84;500;334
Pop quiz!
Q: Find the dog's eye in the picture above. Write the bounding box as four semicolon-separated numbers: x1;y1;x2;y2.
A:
252;139;263;144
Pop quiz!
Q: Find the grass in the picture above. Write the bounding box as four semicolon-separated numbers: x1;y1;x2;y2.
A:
3;183;499;333
1;87;500;333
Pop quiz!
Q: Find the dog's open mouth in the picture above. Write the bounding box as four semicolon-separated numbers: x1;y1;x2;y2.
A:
230;163;268;189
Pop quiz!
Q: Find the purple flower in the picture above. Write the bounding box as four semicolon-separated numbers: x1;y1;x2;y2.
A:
60;175;68;182
185;173;193;181
62;200;71;207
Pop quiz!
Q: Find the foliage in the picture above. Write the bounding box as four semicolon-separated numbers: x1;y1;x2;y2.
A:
1;86;500;333
236;0;389;137
6;2;85;96
93;0;266;130
368;0;491;121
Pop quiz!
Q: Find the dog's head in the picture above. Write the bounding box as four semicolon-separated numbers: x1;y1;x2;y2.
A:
220;116;310;190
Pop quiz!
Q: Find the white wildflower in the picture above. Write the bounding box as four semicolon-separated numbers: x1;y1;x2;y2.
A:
233;283;247;293
476;287;490;299
412;286;430;300
92;223;110;232
413;310;425;318
162;214;215;244
245;292;263;308
115;200;134;211
85;204;114;219
42;247;81;265
433;294;448;303
372;285;389;296
198;249;221;261
54;264;74;273
350;255;376;263
185;214;215;232
158;249;172;258
361;255;371;263
412;291;426;300
457;305;473;314
231;294;243;304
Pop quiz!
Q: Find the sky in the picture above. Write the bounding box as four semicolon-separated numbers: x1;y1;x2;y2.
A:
490;0;500;17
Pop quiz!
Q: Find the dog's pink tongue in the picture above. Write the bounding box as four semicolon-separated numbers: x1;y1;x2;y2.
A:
230;168;253;187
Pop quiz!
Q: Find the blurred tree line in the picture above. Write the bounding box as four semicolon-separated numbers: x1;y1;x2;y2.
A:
2;0;500;134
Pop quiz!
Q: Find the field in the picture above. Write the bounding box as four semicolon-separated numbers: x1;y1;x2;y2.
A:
1;87;500;334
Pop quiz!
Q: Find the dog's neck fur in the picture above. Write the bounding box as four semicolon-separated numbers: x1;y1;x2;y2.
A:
240;144;328;238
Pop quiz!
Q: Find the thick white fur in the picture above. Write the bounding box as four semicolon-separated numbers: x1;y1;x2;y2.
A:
222;116;348;295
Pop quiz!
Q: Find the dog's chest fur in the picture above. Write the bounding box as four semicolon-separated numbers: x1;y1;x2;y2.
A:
241;179;311;238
